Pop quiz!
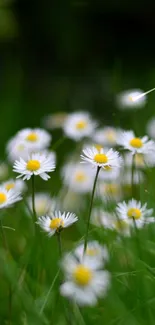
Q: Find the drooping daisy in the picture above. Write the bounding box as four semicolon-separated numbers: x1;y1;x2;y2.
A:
74;241;109;268
81;146;122;169
16;128;51;150
62;162;95;193
117;89;146;110
97;180;122;202
0;161;9;181
0;187;22;209
116;199;154;228
146;117;155;139
2;179;26;193
60;253;110;306
63;112;96;141
117;130;155;154
13;152;55;181
27;193;57;217
93;127;122;147
91;208;130;236
43;112;68;129
37;211;78;236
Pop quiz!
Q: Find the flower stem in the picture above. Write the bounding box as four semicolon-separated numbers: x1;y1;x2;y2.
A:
56;232;62;258
84;166;100;253
131;154;135;198
31;175;37;223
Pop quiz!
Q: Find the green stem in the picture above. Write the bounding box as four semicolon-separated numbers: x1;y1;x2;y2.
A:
84;167;100;253
131;154;135;198
51;136;66;151
31;175;37;223
0;218;12;324
56;232;62;258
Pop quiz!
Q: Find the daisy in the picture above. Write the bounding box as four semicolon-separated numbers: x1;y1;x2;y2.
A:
97;180;122;202
0;186;22;209
62;162;95;193
2;179;26;193
91;208;130;236
121;170;145;186
16;128;51;150
123;152;155;169
13;152;55;181
117;89;146;110
60;253;110;306
93;127;122;147
146;117;155;139
98;165;121;181
27;193;57;217
63;112;96;141
117;130;155;154
74;241;109;268
43;112;68;129
81;146;122;169
37;211;78;236
6;136;30;162
116;199;154;228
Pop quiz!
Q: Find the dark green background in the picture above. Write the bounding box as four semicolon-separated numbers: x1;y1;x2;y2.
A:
1;0;155;153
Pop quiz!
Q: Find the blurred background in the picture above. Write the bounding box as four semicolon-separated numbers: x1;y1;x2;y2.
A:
1;0;155;153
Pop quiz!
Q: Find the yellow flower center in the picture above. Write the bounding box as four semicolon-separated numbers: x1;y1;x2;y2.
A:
115;220;128;231
104;184;119;195
73;265;92;286
17;144;25;151
128;95;134;102
26;132;38;142
26;160;40;171
75;120;87;130
86;248;99;256
106;131;116;142
50;218;64;230
104;165;112;171
127;208;141;219
5;183;15;191
75;172;86;182
94;153;108;164
94;144;103;152
129;138;143;148
135;153;144;166
0;193;7;204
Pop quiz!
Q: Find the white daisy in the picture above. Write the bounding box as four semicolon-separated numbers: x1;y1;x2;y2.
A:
43;112;68;129
16;128;51;150
91;208;130;236
37;211;78;236
27;193;57;217
62;162;95;193
6;136;30;162
117;89;146;110
13;152;55;181
116;199;154;228
0;186;22;209
0;162;9;181
74;241;109;268
146;117;155;139
81;146;122;169
98;165;121;181
93;127;122;147
63;112;96;141
123;152;155;169
60;253;110;306
97;180;122;202
121;170;145;186
117;130;155;154
2;179;26;193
